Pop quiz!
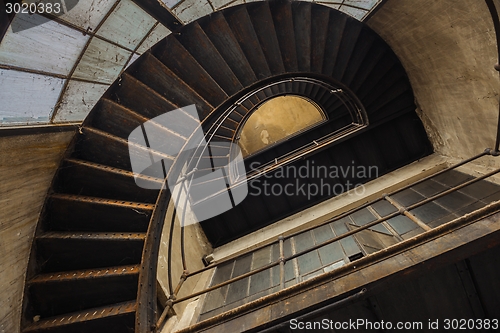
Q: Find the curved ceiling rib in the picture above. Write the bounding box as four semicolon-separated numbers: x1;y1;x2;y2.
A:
20;1;430;332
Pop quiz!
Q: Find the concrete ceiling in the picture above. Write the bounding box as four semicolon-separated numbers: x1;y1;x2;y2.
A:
367;0;500;162
0;0;383;128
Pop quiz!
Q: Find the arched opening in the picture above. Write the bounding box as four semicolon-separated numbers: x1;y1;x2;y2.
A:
237;95;326;157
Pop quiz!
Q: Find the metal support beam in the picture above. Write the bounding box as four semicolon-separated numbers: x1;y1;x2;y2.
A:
384;195;431;231
0;123;79;137
278;236;285;290
132;0;183;32
485;0;500;153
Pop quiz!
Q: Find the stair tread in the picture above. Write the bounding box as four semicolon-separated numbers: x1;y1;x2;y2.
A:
310;4;331;73
29;265;140;284
248;1;285;74
153;36;228;107
224;5;271;79
292;1;312;72
50;193;155;210
270;0;298;72
84;127;175;161
95;98;189;141
132;53;213;115
37;231;146;241
113;72;182;122
200;11;258;86
23;300;136;331
64;158;163;184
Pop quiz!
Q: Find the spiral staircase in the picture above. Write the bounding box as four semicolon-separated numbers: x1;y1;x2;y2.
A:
20;1;432;332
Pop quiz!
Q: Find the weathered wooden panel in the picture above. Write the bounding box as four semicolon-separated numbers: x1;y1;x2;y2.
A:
0;131;73;333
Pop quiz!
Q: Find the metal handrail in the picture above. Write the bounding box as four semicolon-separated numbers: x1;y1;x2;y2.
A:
163;76;366;291
184;149;489;279
171;155;500;305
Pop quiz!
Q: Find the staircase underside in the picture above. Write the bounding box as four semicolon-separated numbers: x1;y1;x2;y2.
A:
21;1;431;332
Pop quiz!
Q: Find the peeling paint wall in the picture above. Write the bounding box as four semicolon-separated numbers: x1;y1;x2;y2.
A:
0;132;73;333
368;0;499;163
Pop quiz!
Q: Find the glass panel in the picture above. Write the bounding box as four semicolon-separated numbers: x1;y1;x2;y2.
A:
459;180;500;200
124;53;141;71
318;241;345;266
411;179;449;197
316;1;342;7
339;6;368;20
225;277;249;304
350;208;390;234
386;215;418;235
331;218;361;257
411;202;451;224
212;261;234;285
350;208;377;225
297;250;322;275
202;285;228;313
371;200;398;217
294;230;315;253
96;0;156;50
137;24;171;54
252;246;271;270
232;253;252;278
210;0;236;10
173;0;214;24
72;38;131;84
0;70;64;125
247;286;272;302
319;3;341;10
303;269;323;281
58;0;117;31
313;224;335;244
324;259;345;272
343;0;379;10
391;189;425;207
0;14;89;76
160;0;182;8
432;169;474;187
283;239;295;282
428;214;456;229
53;81;108;122
249;269;271;295
455;201;486;215
435;192;476;211
482;190;500;204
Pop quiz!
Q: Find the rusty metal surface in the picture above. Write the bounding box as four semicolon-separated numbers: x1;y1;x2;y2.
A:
23;300;136;332
37;232;146;241
186;150;488;279
49;193;155;210
29;265;140;284
178;203;500;333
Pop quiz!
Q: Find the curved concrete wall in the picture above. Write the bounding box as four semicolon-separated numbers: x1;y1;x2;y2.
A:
368;0;499;164
0;132;73;333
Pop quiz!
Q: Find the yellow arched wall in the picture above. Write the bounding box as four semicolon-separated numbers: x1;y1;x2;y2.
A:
238;96;325;157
